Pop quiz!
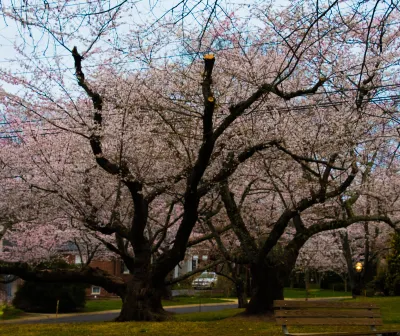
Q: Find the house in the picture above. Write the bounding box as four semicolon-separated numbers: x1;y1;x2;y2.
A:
0;238;23;303
0;236;212;301
67;247;212;298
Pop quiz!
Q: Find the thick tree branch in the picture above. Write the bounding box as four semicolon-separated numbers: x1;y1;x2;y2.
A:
72;47;150;252
202;54;216;141
213;78;326;140
0;262;126;296
219;181;259;259
198;140;279;196
257;162;359;265
187;224;232;247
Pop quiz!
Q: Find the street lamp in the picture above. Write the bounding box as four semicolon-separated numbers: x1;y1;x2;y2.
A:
352;262;363;298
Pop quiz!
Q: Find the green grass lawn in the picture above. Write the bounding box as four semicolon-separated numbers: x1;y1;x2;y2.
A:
1;288;352;318
284;287;351;298
83;296;234;312
348;296;400;324
84;288;351;313
1;297;399;336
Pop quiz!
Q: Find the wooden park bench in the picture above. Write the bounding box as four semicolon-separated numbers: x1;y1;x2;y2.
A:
274;300;400;336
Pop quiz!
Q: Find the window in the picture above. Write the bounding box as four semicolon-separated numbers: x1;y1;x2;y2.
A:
91;286;101;295
75;254;87;265
122;262;129;274
192;255;198;270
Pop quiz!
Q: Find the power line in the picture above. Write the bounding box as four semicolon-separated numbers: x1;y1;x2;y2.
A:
0;28;273;64
1;93;399;138
0;40;280;76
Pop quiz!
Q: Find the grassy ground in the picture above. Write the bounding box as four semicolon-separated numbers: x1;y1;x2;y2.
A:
84;288;349;312
0;297;399;336
284;287;351;298
344;296;400;324
83;296;234;312
0;288;352;318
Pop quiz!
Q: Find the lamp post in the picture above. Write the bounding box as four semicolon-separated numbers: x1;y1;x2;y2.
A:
352;262;363;298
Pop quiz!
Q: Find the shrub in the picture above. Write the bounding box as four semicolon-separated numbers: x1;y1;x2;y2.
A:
331;282;346;292
385;233;400;296
13;280;87;313
215;276;235;297
173;275;197;290
12;260;87;313
365;272;389;297
0;304;24;320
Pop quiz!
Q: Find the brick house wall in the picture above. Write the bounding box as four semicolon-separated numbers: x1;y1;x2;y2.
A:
65;255;130;299
67;246;213;298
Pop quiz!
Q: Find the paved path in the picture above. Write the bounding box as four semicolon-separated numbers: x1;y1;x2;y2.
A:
1;302;238;324
0;297;351;325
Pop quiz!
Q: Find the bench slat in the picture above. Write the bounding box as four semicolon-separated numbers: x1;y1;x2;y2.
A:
274;300;379;309
276;317;383;326
275;309;381;318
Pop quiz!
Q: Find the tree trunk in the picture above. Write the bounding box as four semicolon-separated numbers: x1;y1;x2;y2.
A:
290;276;294;289
115;279;167;322
245;264;285;315
236;278;248;308
305;268;310;300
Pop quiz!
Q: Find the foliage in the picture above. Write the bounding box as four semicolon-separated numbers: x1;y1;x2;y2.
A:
12;260;87;313
319;273;339;289
171;275;197;290
365;272;388;297
0;304;24;320
13;281;87;313
215;276;235;297
386;234;400;296
1;0;400;320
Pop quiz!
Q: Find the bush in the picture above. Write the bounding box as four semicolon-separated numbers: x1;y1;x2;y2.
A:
172;275;197;290
331;282;346;291
0;304;24;320
13;281;87;313
386;233;400;296
12;260;87;313
215;276;235;297
319;272;344;290
365;272;389;297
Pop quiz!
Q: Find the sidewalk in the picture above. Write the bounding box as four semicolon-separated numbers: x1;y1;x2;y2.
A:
0;296;352;324
0;300;238;324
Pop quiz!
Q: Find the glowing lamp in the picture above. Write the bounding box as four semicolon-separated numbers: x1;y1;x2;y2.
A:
355;262;363;273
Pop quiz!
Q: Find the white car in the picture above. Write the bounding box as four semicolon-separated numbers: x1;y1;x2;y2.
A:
191;272;218;289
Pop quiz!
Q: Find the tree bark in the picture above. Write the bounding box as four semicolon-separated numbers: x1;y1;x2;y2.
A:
245;263;285;315
236;278;248;308
116;279;167;322
305;268;310;300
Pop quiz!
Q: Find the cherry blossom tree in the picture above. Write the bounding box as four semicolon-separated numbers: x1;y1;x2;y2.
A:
204;0;400;314
295;233;347;291
0;0;400;321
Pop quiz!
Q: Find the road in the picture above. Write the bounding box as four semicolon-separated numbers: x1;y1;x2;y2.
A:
5;303;238;324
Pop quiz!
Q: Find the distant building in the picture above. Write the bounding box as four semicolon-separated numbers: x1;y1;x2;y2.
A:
0;238;212;300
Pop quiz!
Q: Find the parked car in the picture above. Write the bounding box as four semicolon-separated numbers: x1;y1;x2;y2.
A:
191;272;218;289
